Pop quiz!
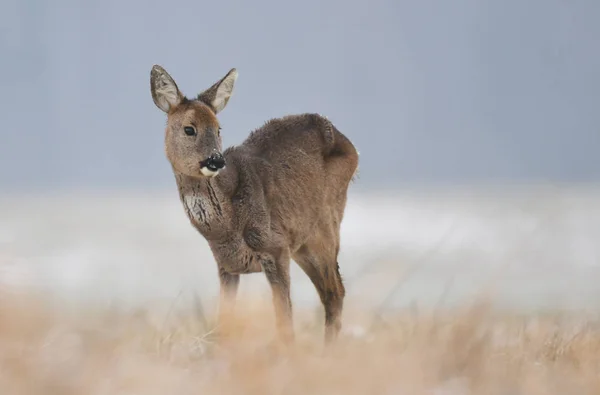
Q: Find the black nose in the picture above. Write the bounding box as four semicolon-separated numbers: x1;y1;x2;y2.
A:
201;152;226;171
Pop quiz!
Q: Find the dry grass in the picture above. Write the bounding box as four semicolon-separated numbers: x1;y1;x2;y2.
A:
1;290;600;395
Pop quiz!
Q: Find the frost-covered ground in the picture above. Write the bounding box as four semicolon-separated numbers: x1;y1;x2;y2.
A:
1;184;600;314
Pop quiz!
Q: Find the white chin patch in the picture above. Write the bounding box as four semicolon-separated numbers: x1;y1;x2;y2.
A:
200;167;220;177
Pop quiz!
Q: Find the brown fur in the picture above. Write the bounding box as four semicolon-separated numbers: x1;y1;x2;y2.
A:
150;65;359;344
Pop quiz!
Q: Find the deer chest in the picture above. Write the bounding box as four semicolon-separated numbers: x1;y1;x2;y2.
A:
181;192;228;236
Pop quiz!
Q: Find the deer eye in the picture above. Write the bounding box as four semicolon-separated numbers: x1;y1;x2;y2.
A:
184;126;196;136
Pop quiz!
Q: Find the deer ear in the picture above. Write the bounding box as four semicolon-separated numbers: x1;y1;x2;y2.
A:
150;65;183;113
197;68;238;114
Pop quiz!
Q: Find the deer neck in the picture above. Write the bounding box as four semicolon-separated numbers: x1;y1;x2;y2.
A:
174;168;238;239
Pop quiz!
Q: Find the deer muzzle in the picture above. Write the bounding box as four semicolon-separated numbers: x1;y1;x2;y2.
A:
200;151;226;175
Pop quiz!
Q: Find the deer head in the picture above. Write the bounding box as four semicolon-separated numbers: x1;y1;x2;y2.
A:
150;65;238;178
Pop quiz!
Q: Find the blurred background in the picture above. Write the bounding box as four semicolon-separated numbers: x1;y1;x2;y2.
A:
1;0;600;315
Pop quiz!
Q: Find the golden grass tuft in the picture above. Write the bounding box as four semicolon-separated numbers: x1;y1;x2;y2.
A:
1;291;600;395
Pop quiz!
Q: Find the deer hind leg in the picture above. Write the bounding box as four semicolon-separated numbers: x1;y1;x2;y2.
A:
293;238;345;344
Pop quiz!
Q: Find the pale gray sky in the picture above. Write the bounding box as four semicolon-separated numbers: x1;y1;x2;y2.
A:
1;0;599;191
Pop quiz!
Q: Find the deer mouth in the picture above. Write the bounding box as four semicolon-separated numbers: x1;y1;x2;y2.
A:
200;152;226;177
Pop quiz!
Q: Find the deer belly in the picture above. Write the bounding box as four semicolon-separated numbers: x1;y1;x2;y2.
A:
211;237;265;275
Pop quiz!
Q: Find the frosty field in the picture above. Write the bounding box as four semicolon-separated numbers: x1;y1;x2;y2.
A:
1;184;599;314
2;185;600;394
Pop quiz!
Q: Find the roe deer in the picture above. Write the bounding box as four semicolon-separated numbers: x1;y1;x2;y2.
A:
150;65;359;344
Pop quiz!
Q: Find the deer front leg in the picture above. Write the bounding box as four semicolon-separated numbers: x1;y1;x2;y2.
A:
262;251;294;344
217;267;239;331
